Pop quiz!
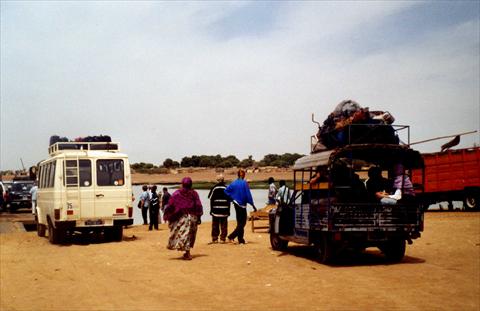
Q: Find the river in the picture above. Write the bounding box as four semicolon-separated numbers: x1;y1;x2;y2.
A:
132;185;268;225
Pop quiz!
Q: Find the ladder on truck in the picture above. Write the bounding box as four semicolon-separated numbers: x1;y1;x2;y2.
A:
64;155;81;213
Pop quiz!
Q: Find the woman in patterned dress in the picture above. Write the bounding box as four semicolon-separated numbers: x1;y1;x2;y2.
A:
163;177;203;260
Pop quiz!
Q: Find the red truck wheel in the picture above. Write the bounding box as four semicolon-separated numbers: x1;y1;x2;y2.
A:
464;193;478;210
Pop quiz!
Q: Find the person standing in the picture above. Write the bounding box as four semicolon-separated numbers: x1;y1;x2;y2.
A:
224;169;257;244
164;177;203;260
149;185;160;230
30;182;38;215
160;187;171;222
276;180;290;205
139;185;150;225
267;177;277;205
207;175;230;243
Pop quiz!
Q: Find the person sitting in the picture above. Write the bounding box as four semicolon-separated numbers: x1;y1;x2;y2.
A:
366;166;390;202
350;173;367;202
309;166;328;185
376;164;415;205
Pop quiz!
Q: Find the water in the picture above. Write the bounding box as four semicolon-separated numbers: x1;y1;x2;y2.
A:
132;185;268;225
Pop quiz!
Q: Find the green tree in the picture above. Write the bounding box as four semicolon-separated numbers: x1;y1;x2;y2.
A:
239;155;255;168
163;158;175;168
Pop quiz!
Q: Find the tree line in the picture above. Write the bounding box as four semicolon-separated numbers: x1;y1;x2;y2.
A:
131;153;304;173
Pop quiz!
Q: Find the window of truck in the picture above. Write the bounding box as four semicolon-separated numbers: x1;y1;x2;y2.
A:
39;161;56;189
48;162;56;187
79;160;92;187
96;159;124;186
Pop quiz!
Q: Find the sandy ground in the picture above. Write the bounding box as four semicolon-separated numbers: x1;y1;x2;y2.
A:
0;212;479;311
131;168;292;184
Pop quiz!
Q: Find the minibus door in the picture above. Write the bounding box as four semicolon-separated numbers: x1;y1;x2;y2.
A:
94;159;127;219
74;159;95;220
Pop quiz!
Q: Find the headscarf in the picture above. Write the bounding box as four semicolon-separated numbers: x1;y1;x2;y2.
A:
163;177;203;222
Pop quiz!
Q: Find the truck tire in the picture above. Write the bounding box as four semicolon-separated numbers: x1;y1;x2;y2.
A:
37;223;46;237
464;193;478;210
48;224;64;244
112;226;123;242
315;235;335;264
270;233;288;251
381;239;406;262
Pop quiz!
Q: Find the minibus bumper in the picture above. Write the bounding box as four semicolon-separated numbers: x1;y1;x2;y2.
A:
113;218;134;226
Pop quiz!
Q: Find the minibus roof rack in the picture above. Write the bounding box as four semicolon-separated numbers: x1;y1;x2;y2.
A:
48;142;120;155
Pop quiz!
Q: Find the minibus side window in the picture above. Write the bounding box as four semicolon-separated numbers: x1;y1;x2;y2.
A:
79;160;92;187
97;159;124;186
44;163;51;188
48;161;56;188
39;165;45;188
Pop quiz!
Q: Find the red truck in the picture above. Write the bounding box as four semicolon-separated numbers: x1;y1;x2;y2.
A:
412;147;480;210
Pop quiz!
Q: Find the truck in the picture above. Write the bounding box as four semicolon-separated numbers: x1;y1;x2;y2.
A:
36;140;134;244
269;125;425;263
412;147;480;210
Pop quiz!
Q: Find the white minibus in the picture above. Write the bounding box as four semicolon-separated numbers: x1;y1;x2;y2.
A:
36;141;133;244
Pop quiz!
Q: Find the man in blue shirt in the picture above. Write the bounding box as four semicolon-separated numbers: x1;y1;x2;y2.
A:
224;169;257;244
139;185;150;225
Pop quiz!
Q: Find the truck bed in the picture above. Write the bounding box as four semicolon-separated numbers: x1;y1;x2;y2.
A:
412;147;480;193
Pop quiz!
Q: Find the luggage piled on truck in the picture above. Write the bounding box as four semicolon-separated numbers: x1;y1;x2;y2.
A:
312;100;400;152
48;135;116;153
49;135;112;146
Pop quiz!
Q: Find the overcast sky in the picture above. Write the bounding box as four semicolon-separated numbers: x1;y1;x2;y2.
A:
1;1;479;170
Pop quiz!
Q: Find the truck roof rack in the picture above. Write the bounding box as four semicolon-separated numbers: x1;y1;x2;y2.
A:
48;142;120;156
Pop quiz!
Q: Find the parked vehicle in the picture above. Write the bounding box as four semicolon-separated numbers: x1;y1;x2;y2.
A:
6;180;34;211
36;140;133;244
269;141;425;263
412;147;480;210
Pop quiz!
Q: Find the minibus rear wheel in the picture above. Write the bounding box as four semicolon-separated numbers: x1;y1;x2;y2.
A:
112;226;123;242
48;222;64;245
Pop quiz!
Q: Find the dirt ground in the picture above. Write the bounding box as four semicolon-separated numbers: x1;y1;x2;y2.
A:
1;212;479;311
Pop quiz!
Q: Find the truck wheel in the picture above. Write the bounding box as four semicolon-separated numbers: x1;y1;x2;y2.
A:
37;223;46;237
112;226;123;242
48;224;64;244
270;233;288;251
381;239;406;262
315;235;335;264
464;193;478;210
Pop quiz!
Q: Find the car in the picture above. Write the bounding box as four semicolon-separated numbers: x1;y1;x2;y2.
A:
7;180;34;211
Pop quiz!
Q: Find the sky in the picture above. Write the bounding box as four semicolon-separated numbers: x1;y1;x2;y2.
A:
1;1;479;170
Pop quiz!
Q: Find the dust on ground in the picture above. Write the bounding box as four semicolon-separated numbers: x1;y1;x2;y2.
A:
1;212;479;311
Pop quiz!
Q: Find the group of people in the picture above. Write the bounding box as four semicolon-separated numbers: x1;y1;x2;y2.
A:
309;162;415;205
147;169;258;261
138;185;171;230
267;177;291;206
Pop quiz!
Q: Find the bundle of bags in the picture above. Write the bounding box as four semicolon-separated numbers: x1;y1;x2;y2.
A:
49;135;112;146
312;100;399;152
